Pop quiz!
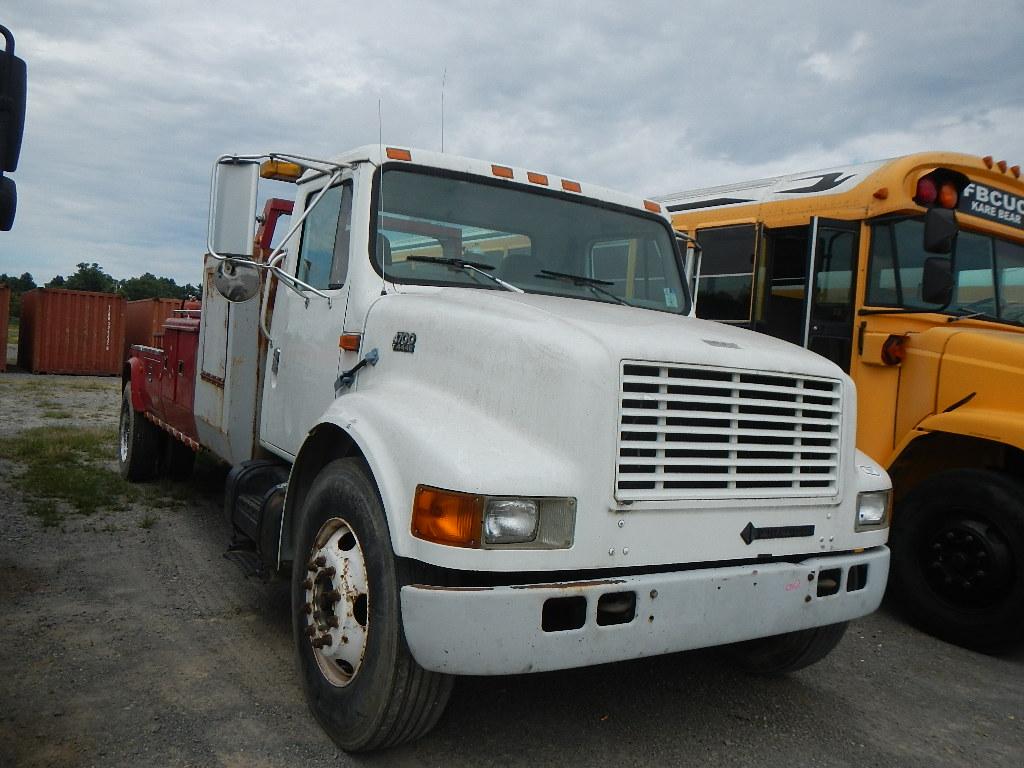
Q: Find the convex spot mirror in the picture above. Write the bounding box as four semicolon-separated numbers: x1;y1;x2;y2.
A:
0;175;14;231
923;207;958;255
214;258;260;303
921;256;954;307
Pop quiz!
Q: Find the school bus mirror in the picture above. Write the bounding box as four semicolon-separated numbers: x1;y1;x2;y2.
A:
921;256;954;306
922;207;958;254
0;175;14;231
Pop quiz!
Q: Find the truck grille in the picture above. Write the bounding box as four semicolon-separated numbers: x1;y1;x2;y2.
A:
617;362;842;501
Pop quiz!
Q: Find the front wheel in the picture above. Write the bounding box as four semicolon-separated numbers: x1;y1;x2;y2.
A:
291;458;453;752
723;622;848;675
890;469;1024;652
118;383;161;482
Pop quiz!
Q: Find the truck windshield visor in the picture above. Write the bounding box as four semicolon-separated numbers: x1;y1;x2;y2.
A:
373;168;689;314
867;217;1024;325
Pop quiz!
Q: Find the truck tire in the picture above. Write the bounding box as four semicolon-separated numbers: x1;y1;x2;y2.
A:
291;458;453;752
163;438;195;480
723;622;848;675
118;383;161;481
890;469;1024;652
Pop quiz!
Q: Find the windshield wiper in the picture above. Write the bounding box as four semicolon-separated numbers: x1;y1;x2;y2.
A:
536;270;634;307
404;255;523;293
946;308;1000;324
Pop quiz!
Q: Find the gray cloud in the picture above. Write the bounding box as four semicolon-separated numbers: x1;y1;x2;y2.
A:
2;0;1022;285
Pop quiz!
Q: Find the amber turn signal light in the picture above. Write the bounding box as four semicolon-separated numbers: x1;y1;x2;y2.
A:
260;160;303;182
881;334;908;366
412;486;483;548
339;334;361;352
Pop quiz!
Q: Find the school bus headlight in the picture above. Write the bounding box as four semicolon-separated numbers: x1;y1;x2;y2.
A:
412;486;575;549
856;490;891;530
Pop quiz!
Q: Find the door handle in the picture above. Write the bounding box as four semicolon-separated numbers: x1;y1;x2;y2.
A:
272;347;281;374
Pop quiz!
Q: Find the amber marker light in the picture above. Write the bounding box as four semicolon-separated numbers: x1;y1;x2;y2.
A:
938;182;958;209
881;334;908;366
998;160;1008;173
561;179;581;193
260;160;303;182
339;333;361;352
983;155;994;169
386;147;413;161
412;486;484;548
527;171;549;186
491;164;514;179
644;200;662;213
873;187;889;200
1012;166;1021;179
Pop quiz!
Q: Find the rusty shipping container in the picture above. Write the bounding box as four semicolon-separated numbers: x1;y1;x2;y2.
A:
125;297;187;356
18;288;126;375
0;284;10;373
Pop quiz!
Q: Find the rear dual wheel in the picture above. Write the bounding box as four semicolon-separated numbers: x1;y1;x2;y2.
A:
291;458;453;752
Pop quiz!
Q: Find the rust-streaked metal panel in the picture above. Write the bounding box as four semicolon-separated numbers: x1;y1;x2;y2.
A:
17;288;126;375
0;284;10;373
125;298;186;356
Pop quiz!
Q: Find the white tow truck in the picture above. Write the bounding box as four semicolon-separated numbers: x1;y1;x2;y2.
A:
120;145;892;751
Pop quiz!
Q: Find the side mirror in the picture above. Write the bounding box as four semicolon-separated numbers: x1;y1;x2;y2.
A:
214;258;260;303
921;256;954;306
0;175;14;231
0;25;27;174
209;158;260;258
923;207;958;254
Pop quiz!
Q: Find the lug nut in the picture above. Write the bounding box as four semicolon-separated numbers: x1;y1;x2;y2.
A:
327;616;340;628
302;603;312;615
314;556;327;567
305;624;316;636
323;567;336;579
302;578;313;590
306;561;317;572
324;590;342;603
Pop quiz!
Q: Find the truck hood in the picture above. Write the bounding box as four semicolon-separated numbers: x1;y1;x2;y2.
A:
935;326;1024;413
383;288;844;380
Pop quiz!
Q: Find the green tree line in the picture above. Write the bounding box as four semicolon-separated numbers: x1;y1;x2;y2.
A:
1;263;200;317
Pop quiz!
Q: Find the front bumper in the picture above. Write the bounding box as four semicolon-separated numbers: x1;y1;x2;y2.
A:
401;546;889;675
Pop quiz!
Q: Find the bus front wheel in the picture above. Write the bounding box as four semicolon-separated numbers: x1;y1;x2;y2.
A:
891;469;1024;652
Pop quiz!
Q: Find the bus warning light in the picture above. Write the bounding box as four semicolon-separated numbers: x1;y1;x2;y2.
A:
938;182;958;209
915;177;938;205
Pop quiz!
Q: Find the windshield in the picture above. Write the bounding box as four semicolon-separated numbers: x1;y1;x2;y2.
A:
867;217;1024;325
372;168;689;314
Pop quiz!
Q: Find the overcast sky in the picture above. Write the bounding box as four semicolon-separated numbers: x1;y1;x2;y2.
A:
2;1;1023;285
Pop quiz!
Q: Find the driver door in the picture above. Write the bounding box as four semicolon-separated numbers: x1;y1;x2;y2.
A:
805;218;859;372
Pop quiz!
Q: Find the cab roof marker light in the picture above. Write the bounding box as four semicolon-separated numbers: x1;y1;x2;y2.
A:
386;147;412;161
260;160;303;182
339;334;361;352
983;155;994;169
561;179;581;193
527;171;549;186
1012;165;1021;179
644;200;662;213
491;164;514;179
997;160;1008;173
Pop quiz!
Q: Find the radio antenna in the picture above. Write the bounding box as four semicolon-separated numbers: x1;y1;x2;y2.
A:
378;97;387;296
441;68;447;152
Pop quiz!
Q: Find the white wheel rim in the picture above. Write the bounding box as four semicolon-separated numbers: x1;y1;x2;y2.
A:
303;517;369;687
119;398;130;463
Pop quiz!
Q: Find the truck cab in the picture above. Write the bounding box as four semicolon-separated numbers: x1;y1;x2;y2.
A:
121;146;891;751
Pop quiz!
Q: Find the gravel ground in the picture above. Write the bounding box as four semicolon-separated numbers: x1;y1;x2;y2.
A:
1;372;1022;767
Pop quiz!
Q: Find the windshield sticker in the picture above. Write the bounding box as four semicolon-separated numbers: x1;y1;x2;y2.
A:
959;182;1024;229
663;288;679;308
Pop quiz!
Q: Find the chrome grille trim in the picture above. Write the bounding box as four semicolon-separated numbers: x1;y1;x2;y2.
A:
616;362;842;501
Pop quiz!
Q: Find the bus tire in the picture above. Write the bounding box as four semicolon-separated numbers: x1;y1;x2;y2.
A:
118;383;161;482
890;469;1024;652
291;458;453;752
723;622;848;675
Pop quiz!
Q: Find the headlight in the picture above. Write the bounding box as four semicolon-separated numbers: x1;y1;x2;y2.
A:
484;499;538;544
412;485;576;549
856;490;891;531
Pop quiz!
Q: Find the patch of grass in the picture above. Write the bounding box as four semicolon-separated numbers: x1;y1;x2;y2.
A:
42;410;73;419
139;514;158;529
6;319;16;346
0;426;141;526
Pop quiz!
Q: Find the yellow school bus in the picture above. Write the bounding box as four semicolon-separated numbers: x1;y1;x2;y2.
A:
661;152;1024;651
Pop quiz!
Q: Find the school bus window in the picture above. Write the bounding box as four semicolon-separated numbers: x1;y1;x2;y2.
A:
695;225;757;322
